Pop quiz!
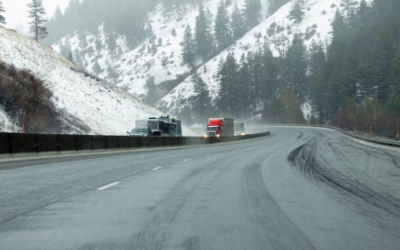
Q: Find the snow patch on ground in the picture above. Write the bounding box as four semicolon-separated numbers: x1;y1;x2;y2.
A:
0;109;13;132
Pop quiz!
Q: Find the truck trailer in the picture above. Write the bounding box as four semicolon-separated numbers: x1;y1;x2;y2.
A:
132;116;182;136
206;118;234;137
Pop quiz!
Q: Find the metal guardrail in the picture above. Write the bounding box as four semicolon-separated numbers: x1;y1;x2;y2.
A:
0;132;271;158
259;124;400;147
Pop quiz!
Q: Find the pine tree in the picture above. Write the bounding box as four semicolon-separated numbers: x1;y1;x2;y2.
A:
181;25;195;66
145;76;159;105
73;49;83;68
237;54;252;117
243;0;261;28
106;61;118;84
309;41;328;122
0;0;6;25
282;34;308;100
92;61;102;75
364;27;394;103
28;0;48;41
195;2;214;61
78;31;88;49
171;28;177;37
190;71;211;121
67;51;73;63
231;1;245;40
288;0;305;24
260;45;279;105
340;0;358;20
215;0;232;52
391;46;400;92
217;53;238;115
106;32;118;65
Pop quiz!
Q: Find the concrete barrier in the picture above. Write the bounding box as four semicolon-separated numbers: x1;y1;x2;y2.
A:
92;136;106;150
106;136;118;149
138;137;148;148
129;137;140;148
10;133;36;154
0;133;10;154
76;135;92;151
164;137;171;146
58;135;76;152
0;131;270;158
118;136;130;149
170;137;178;146
36;134;58;153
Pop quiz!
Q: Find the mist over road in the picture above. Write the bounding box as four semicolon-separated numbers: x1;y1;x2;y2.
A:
1;127;400;249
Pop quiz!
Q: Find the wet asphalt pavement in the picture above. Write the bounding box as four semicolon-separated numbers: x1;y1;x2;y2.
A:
1;127;400;250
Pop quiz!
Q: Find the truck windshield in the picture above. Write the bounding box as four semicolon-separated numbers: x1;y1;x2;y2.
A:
208;126;219;131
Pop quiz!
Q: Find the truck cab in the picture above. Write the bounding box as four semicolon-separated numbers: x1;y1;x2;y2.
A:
234;122;245;136
206;119;224;137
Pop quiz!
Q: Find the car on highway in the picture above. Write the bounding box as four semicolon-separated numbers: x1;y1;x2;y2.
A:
127;127;156;136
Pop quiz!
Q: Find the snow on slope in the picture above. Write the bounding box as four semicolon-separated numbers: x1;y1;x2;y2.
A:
0;27;163;135
54;0;259;98
159;0;373;112
0;109;13;132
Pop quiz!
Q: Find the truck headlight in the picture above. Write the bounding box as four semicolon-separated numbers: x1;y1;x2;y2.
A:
217;134;220;137
204;135;208;138
241;132;245;135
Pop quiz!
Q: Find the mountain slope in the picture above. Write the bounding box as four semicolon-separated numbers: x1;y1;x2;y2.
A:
53;0;262;98
159;0;373;113
0;27;163;135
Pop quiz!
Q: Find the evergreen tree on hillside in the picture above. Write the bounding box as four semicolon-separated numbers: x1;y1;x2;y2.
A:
237;54;252;117
364;27;394;103
0;0;6;25
28;0;48;41
309;42;328;122
269;0;291;15
145;76;159;105
260;45;279;105
195;2;214;61
215;0;232;52
217;53;238;115
106;32;118;65
92;61;102;75
106;61;118;84
288;0;305;24
67;51;73;63
340;0;358;20
231;1;245;40
243;0;261;28
282;34;308;100
73;49;83;68
78;31;88;49
190;71;211;121
391;46;400;92
181;25;196;66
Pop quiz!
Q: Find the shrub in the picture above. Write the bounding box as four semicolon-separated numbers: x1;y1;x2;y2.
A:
0;61;64;133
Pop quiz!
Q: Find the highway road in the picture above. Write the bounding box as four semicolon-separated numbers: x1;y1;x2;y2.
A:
1;127;400;249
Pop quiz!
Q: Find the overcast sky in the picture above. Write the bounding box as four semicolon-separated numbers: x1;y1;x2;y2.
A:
2;0;72;34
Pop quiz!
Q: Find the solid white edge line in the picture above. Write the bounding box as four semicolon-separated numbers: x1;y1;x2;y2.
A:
97;182;120;191
152;167;163;171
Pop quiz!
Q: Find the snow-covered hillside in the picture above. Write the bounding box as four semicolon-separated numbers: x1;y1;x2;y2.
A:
160;0;373;112
0;27;163;135
53;0;259;97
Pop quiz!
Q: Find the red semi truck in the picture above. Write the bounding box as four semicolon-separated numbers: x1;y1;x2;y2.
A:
205;118;234;137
